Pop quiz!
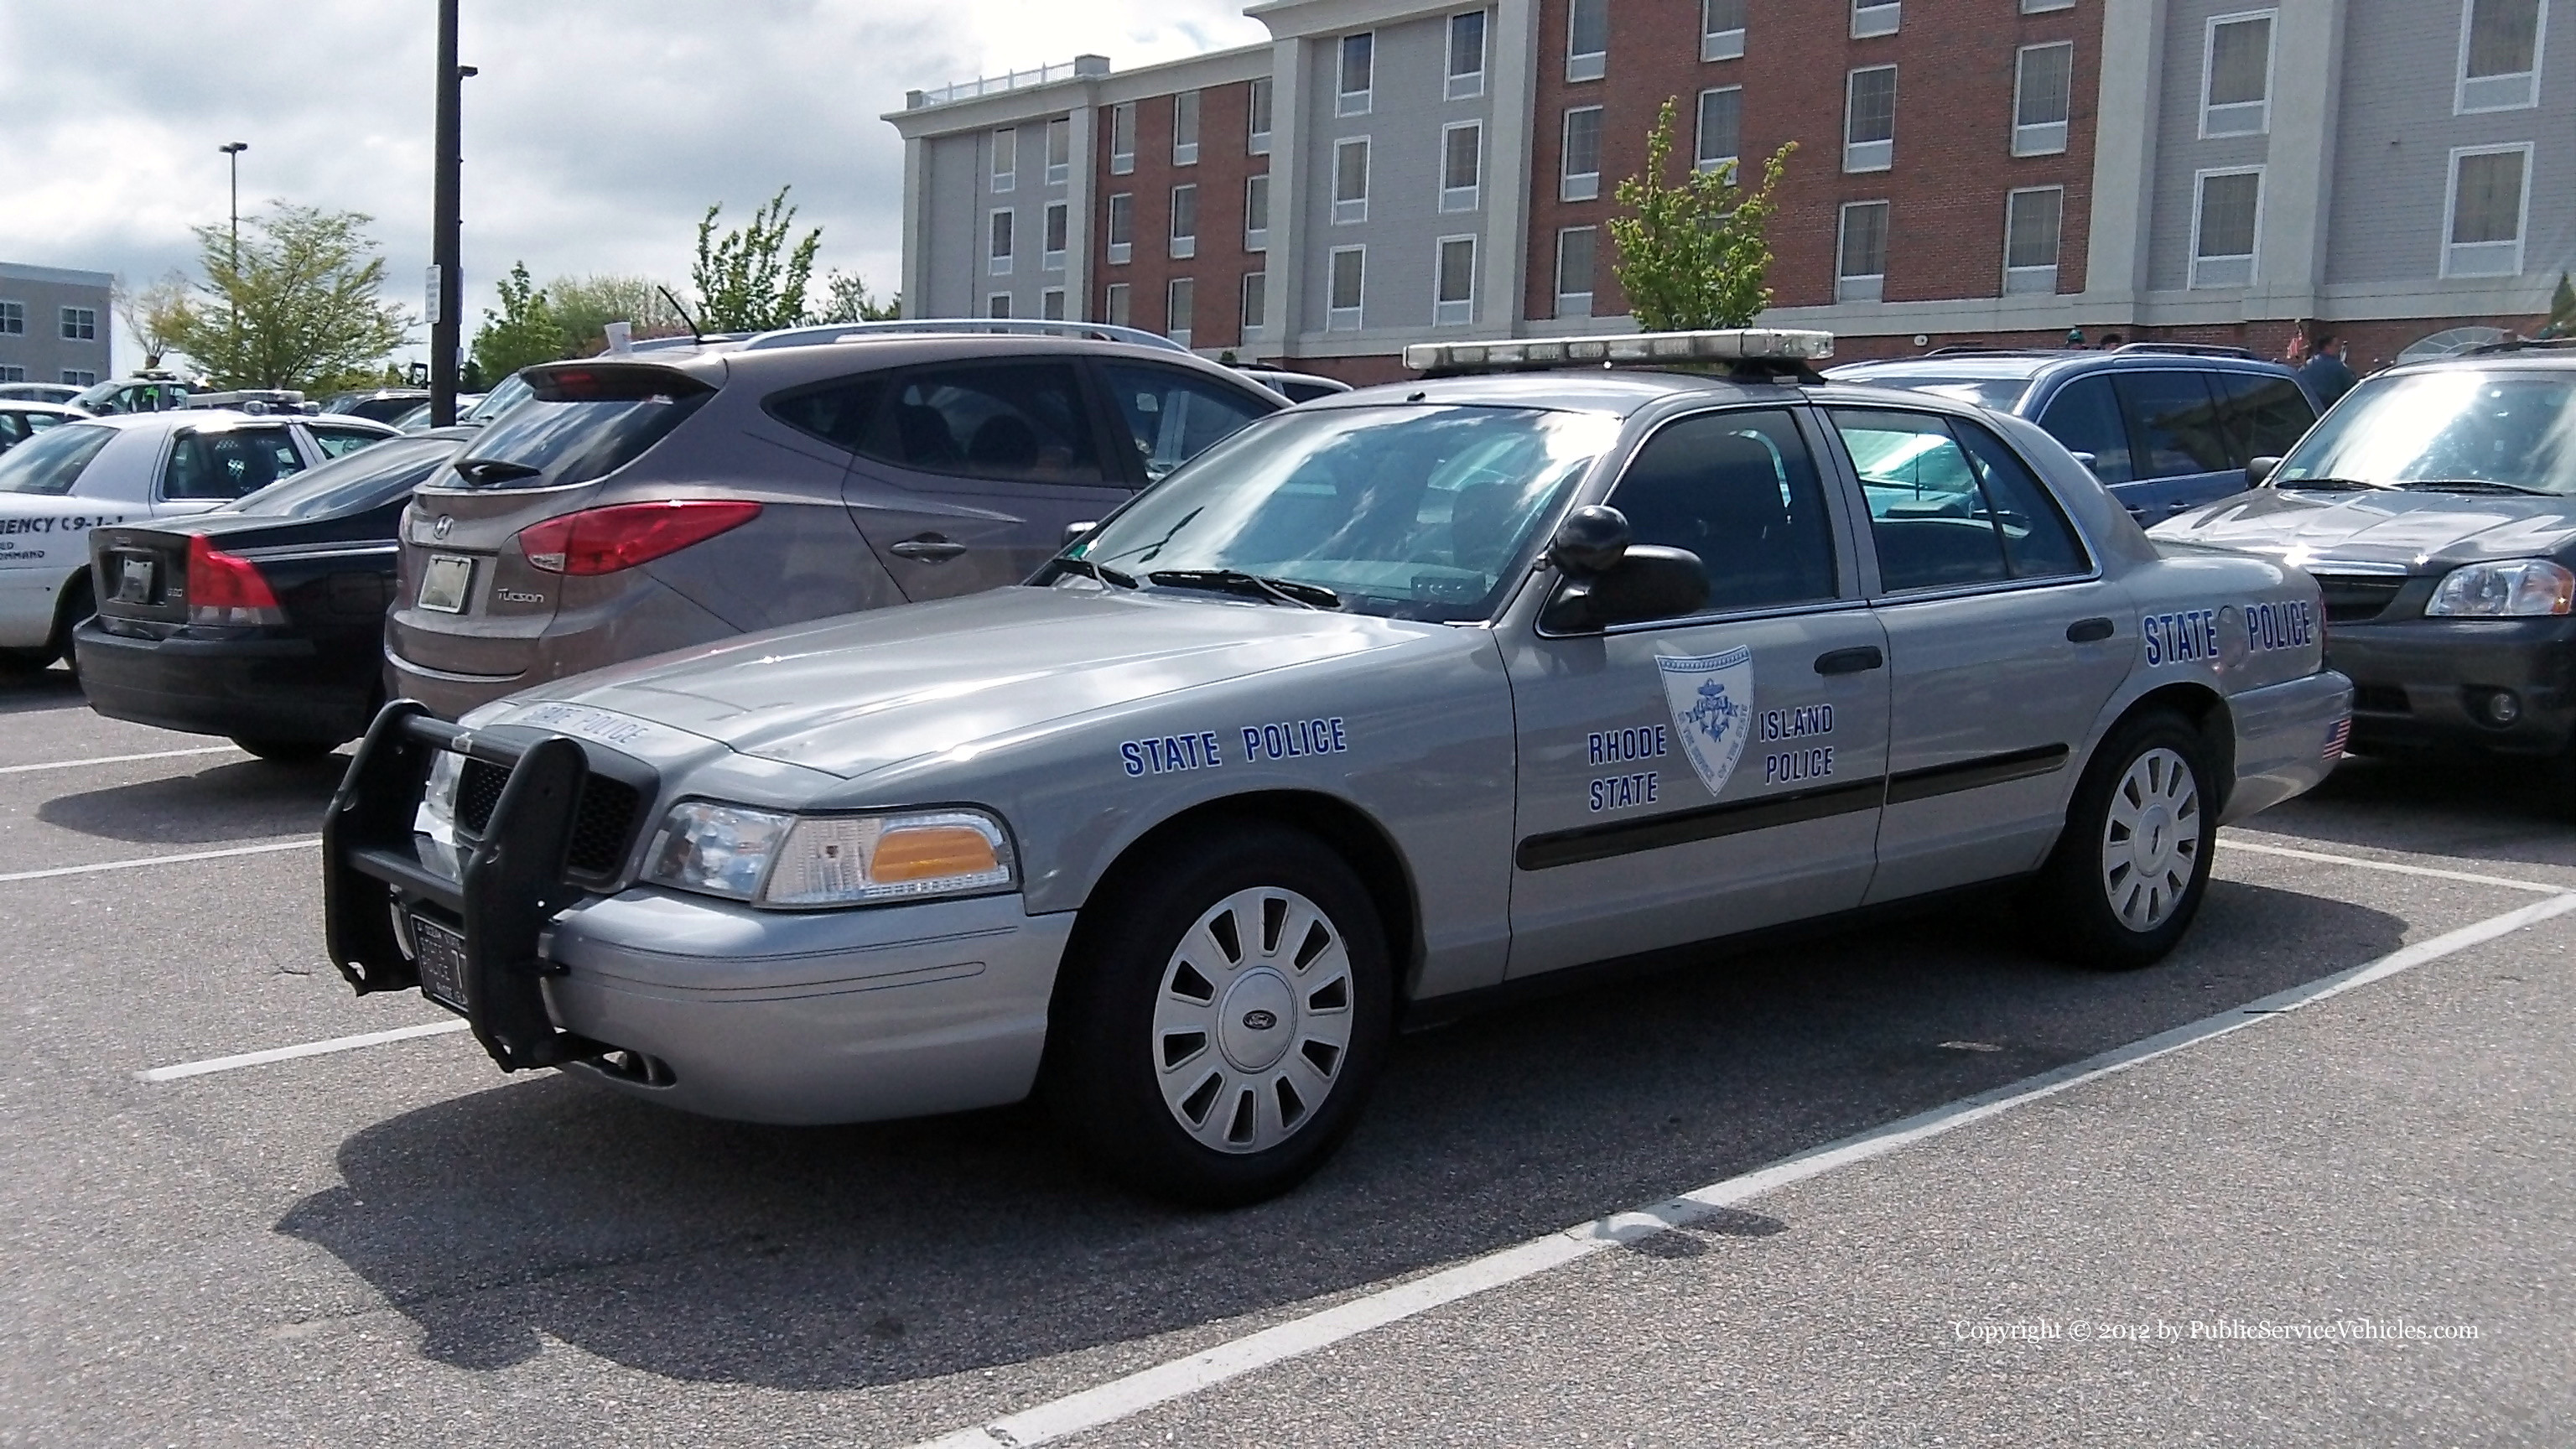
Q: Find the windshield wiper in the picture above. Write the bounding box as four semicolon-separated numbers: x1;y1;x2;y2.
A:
1147;569;1341;610
2274;476;2395;491
1052;557;1138;589
452;458;541;486
2392;479;2557;496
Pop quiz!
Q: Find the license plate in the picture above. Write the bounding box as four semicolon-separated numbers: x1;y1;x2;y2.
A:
114;555;154;604
418;554;474;614
411;913;470;1011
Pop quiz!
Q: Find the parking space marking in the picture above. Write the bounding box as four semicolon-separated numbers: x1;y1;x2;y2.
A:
137;1020;470;1083
0;745;242;776
0;838;319;884
2224;835;2569;894
910;890;2576;1449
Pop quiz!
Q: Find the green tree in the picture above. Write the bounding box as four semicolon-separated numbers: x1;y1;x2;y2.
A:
115;271;195;370
811;269;900;324
2542;272;2576;339
691;186;823;331
165;203;411;389
469;262;567;379
549;273;690;353
1606;99;1796;331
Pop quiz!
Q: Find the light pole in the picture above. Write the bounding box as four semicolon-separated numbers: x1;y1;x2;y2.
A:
220;142;247;382
429;0;475;427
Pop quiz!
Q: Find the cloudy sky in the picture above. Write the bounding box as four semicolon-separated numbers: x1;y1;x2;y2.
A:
0;1;1267;367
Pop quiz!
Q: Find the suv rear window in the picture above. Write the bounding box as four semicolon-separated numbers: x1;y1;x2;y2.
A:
0;421;114;495
449;366;712;488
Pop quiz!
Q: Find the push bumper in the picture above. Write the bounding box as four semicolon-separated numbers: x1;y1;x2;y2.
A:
74;620;374;743
2325;617;2576;757
2220;669;2354;823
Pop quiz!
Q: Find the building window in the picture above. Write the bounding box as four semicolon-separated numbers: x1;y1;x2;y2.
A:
1104;281;1132;326
1109;102;1137;174
991;127;1016;192
1044;203;1068;272
1837;200;1890;302
1107;192;1134;265
1436;236;1477;326
1241;271;1268;338
988;293;1013;319
1042;288;1067;319
1555;226;1598;318
1442;122;1483;212
2190;168;2262;288
1046;118;1071;186
989;209;1015;276
1853;0;1901;39
2021;0;2075;11
2014;43;2073;155
1696;86;1742;173
1334;138;1371;224
1249;76;1274;153
1448;11;1488;99
1170;184;1199;258
1566;0;1607;81
2459;0;2547;112
60;307;98;342
1328;247;1366;330
0;301;23;335
60;370;97;387
0;366;23;382
1245;174;1271;251
2445;144;2532;277
1167;277;1195;347
2202;12;2274;137
2004;187;2064;293
1339;34;1374;116
1703;0;1748;60
1561;106;1603;201
1173;91;1201;166
1845;66;1897;172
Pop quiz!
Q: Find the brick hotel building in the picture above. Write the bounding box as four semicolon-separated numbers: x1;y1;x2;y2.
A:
887;0;2571;382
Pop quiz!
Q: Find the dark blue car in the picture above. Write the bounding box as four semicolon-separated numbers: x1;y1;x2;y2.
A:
1830;344;2322;524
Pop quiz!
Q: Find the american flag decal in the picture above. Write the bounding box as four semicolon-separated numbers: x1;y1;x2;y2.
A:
2324;717;2351;760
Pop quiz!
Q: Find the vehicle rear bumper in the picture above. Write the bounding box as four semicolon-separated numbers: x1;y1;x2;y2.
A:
386;574;734;719
73;620;375;742
2326;617;2576;757
2220;669;2354;823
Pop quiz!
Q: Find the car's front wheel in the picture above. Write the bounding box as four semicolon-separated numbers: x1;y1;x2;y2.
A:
2033;711;2217;969
1044;823;1393;1206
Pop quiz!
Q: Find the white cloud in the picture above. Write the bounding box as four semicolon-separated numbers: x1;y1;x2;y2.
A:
0;0;1264;367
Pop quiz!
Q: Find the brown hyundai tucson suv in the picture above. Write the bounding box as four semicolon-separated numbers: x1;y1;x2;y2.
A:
387;329;1286;718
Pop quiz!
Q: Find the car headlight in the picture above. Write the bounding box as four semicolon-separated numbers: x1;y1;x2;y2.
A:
644;802;1015;907
2424;559;2576;617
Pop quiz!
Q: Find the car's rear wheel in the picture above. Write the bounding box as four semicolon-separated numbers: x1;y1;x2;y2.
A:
231;737;337;765
50;574;92;683
2033;711;2216;970
1044;823;1393;1206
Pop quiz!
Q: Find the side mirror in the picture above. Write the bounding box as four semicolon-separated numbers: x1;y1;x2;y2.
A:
1548;504;1631;575
2246;456;2281;486
1545;545;1710;631
1062;520;1099;548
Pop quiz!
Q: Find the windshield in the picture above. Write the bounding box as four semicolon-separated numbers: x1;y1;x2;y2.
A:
1870;374;2031;410
1063;404;1620;622
224;437;459;517
2275;371;2576;494
0;422;117;495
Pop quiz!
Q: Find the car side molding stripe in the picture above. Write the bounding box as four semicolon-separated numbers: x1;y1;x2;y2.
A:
1885;743;2071;805
1514;780;1883;870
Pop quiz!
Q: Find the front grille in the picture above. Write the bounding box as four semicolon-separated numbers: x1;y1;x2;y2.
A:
452;757;643;877
2311;573;2406;624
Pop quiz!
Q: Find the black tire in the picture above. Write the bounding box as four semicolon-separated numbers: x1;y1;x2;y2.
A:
0;646;58;673
1042;822;1394;1207
51;573;93;683
2030;710;2218;970
231;737;338;765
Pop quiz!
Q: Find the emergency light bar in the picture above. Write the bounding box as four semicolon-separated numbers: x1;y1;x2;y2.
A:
1404;328;1836;376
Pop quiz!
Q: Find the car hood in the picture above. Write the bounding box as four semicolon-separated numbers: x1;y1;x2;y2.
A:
487;584;1453;782
2151;486;2576;570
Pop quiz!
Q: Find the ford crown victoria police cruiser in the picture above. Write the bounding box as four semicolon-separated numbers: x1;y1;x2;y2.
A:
323;331;2351;1204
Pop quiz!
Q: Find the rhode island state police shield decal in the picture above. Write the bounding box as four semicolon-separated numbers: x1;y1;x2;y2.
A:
1657;646;1753;796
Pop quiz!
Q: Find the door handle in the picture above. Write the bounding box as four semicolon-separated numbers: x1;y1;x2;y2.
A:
2066;616;2115;643
889;536;967;563
1814;646;1884;676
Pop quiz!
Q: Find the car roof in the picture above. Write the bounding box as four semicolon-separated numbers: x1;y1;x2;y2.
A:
2371;343;2576;379
1303;367;2003;421
528;331;1266;389
1;400;86;418
72;408;302;435
1831;349;2299;384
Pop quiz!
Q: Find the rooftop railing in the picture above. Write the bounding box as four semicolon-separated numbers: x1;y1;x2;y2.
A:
909;55;1109;108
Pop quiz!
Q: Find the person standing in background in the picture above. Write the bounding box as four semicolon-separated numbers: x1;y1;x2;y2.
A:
2302;333;2358;407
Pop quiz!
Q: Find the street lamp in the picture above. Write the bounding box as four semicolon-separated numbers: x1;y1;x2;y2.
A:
430;0;476;427
220;142;247;382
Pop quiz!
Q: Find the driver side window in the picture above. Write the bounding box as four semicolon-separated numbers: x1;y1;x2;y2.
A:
1599;408;1838;615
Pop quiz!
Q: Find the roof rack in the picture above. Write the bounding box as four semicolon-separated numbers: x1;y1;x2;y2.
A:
1405;329;1836;381
1919;345;2068;358
2461;336;2576;356
735;319;1192;356
2112;341;2255;359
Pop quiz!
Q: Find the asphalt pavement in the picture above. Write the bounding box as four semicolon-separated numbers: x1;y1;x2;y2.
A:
1;661;2569;1446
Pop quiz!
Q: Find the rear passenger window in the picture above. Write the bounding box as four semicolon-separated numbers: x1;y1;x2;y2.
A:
1602;408;1836;614
861;363;1103;483
1835;409;2085;592
1952;420;2089;579
2033;376;2134;485
304;423;387;459
163;428;307;501
766;376;886;451
2209;371;2318;460
2111;371;2232;479
1100;363;1271;480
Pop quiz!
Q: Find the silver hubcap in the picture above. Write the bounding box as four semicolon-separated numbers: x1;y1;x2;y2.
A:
2101;746;2201;932
1151;886;1354;1156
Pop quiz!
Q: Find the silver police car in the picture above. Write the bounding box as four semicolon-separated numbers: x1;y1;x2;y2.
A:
324;330;2351;1204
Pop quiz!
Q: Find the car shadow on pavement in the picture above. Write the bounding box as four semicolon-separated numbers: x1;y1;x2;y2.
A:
38;756;346;845
0;664;84;714
2251;751;2576;875
272;877;2402;1392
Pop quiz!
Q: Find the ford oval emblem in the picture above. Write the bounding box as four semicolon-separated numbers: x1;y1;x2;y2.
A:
434;515;454;540
1241;1009;1279;1031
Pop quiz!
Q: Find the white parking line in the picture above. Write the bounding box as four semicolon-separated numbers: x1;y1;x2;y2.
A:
0;745;242;776
909;890;2576;1449
137;1020;470;1083
2224;835;2570;894
0;838;319;884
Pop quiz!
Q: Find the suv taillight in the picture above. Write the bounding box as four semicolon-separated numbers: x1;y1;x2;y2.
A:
513;499;762;575
185;535;284;626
